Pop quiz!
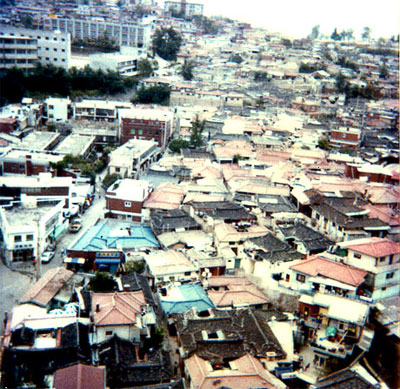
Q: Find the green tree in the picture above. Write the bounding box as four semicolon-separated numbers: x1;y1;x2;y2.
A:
309;25;320;40
362;26;371;40
190;116;205;148
152;27;182;61
233;154;245;163
21;14;33;28
169;138;189;153
193;15;219;35
134;84;170;105
102;173;121;189
281;38;292;48
318;138;332;150
180;59;196;80
137;58;154;78
335;73;350;94
379;63;389;79
331;28;341;41
125;260;145;274
229;54;243;64
88;272;117;292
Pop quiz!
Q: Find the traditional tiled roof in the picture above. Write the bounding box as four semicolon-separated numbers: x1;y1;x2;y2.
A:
53;363;106;389
279;222;334;252
176;309;286;361
20;267;74;308
290;257;367;287
143;182;184;210
97;335;174;387
184;353;286;389
150;208;200;233
314;367;376;388
339;237;400;258
311;203;388;230
91;292;145;326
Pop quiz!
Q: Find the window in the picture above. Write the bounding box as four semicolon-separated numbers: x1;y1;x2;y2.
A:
105;330;113;336
14;235;22;242
138;129;143;135
130;129;136;135
388;255;394;265
296;274;306;283
124;201;131;207
184;271;191;276
354;253;361;259
115;167;120;172
379;257;385;263
386;272;394;279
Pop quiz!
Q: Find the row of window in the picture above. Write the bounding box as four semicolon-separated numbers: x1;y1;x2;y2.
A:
43;48;66;52
5;32;66;42
38;57;66;62
14;234;34;243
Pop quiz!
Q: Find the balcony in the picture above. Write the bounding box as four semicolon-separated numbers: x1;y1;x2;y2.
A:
309;324;357;359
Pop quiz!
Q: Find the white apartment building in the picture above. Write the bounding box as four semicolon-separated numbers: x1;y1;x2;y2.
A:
43;17;149;48
164;1;204;17
0;26;71;69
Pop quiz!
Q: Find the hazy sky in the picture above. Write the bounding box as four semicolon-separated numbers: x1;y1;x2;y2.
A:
164;0;400;39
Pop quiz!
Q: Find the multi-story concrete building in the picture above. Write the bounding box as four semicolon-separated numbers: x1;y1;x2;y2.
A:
72;99;132;122
0;150;63;177
43;17;148;48
89;52;138;76
0;198;65;264
108;139;160;179
0;34;37;69
44;97;72;123
164;1;204;17
330;127;362;149
0;26;71;69
119;106;175;148
105;178;152;222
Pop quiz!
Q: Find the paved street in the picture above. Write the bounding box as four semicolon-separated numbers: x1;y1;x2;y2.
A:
0;176;107;335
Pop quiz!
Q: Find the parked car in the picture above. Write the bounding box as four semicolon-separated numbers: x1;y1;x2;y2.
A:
41;251;55;263
68;218;82;233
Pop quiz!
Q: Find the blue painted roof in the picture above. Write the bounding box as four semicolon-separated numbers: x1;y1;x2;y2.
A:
70;222;159;251
160;283;215;315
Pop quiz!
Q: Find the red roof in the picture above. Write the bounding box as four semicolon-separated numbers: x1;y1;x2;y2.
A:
290;257;367;287
53;363;105;389
342;237;400;258
92;291;145;326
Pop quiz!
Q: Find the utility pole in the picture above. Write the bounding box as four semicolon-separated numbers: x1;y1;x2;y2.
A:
35;217;41;281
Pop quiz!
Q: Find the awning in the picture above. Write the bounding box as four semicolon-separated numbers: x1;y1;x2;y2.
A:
49;224;67;240
95;258;121;265
64;257;85;264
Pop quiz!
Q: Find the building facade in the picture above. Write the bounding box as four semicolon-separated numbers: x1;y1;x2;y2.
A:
164;1;204;17
0;26;71;69
105;178;151;222
119;107;175;148
43;17;147;48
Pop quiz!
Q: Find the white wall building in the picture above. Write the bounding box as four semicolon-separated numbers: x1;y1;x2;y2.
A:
0;198;65;264
45;97;71;123
0;26;71;69
336;237;400;301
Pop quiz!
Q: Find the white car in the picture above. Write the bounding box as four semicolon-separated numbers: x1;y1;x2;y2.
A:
41;251;55;264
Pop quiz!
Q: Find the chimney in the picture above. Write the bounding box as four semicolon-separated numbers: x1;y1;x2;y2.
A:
96;303;100;312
